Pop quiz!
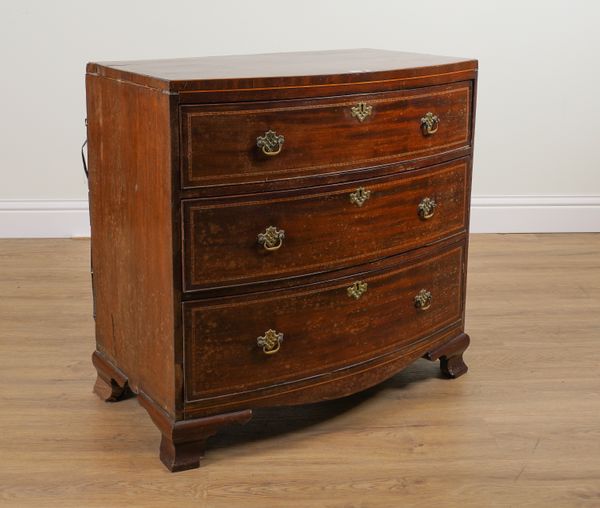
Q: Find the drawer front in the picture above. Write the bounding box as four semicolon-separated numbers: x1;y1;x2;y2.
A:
181;82;472;189
182;159;468;292
184;242;465;401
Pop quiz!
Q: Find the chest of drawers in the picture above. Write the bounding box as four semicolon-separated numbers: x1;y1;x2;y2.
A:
85;49;477;471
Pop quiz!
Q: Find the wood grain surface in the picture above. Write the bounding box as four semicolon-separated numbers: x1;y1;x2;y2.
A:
85;50;478;470
88;48;477;94
183;159;468;292
180;82;471;188
1;234;598;506
86;73;177;415
184;242;464;403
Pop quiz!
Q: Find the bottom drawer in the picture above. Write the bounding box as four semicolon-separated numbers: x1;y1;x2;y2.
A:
184;241;465;402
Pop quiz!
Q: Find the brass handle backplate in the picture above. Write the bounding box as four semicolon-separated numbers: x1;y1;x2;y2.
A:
414;289;432;311
350;102;373;122
257;130;284;156
257;329;284;355
418;197;437;220
347;280;368;300
421;112;439;136
349;187;371;207
257;226;285;251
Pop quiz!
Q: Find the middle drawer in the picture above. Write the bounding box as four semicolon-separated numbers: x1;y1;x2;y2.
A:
182;158;468;293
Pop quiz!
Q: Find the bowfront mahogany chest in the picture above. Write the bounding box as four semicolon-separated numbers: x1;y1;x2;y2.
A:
85;49;478;471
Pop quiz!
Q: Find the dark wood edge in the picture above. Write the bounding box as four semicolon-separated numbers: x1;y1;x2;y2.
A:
423;332;470;379
138;391;251;442
177;70;478;104
424;332;470;362
176;62;478;94
138;391;252;471
168;91;185;420
461;73;478;326
87;59;477;96
91;350;133;402
82;68;478;104
183;324;465;419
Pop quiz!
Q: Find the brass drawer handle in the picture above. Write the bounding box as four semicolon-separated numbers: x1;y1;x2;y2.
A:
257;226;285;251
418;197;437;220
414;289;432;311
421;112;439;136
347;280;368;300
257;130;284;156
257;329;284;355
350;102;372;122
349;187;371;207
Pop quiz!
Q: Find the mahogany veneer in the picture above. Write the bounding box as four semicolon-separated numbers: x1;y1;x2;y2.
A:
180;82;472;188
85;49;478;471
183;159;469;292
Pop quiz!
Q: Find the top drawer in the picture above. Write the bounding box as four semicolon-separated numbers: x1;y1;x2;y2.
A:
180;82;473;189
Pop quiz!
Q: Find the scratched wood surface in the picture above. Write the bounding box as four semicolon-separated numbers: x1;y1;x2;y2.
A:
0;234;599;507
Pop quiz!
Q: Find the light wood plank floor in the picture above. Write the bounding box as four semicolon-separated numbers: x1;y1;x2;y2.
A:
0;234;599;507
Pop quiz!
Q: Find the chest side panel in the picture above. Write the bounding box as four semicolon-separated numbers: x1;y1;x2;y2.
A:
86;74;177;415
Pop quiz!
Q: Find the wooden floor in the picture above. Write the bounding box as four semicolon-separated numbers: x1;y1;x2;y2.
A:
0;234;599;507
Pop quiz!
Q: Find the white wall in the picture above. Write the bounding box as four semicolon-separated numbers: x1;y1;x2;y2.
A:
1;0;599;236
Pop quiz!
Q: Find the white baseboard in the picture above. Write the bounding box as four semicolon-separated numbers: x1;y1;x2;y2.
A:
0;200;90;238
0;196;599;238
470;195;600;233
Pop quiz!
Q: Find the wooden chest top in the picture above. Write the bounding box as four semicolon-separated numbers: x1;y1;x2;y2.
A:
87;48;477;93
